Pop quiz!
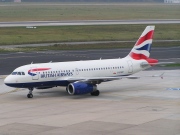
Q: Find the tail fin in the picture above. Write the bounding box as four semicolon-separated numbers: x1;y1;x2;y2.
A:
129;26;155;60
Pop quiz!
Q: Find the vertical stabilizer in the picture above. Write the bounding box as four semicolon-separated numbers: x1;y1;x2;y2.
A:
129;26;155;60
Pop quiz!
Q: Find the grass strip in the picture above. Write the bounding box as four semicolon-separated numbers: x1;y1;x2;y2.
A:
0;41;179;53
0;24;180;45
161;63;180;67
0;3;179;22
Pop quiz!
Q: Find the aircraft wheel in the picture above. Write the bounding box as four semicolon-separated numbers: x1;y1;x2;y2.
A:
27;94;33;98
27;88;34;98
91;90;100;96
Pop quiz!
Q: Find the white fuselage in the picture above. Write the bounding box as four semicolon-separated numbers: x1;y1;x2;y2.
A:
4;56;148;88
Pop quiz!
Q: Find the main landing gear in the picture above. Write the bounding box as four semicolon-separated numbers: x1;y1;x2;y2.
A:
91;90;100;96
27;88;34;98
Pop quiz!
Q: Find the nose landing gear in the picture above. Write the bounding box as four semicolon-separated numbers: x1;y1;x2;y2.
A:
27;88;34;98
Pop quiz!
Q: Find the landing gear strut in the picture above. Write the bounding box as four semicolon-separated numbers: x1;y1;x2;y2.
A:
91;90;100;96
27;88;34;98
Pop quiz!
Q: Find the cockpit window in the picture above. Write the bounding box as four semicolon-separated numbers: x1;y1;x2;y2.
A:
17;72;22;75
11;71;25;75
11;72;17;75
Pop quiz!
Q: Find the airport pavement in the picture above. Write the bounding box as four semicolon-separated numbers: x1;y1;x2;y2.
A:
0;70;179;135
0;46;180;75
0;19;180;27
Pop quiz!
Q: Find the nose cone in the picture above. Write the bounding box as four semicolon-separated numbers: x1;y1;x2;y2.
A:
4;76;9;84
4;76;22;88
4;76;13;87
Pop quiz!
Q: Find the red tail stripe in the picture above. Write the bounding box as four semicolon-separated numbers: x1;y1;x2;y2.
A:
135;30;154;46
130;52;148;60
130;52;158;66
146;58;158;66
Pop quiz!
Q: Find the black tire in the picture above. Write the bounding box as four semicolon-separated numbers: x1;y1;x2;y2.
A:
27;94;33;98
91;90;100;96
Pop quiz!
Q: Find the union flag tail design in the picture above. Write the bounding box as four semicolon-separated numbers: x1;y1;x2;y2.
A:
129;26;155;60
128;26;158;65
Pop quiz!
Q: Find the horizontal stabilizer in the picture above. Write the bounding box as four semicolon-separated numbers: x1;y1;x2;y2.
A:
146;72;165;79
141;62;175;66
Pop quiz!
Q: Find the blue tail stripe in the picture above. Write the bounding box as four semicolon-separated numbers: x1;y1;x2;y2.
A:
136;43;151;52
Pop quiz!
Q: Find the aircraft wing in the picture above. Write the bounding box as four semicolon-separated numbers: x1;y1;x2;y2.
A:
56;76;140;84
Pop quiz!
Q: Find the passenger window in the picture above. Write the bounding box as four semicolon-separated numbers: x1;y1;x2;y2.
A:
22;72;25;75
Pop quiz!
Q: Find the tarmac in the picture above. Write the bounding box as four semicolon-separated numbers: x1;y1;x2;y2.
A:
0;70;180;135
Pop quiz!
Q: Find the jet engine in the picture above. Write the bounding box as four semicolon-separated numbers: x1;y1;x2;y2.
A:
67;82;97;95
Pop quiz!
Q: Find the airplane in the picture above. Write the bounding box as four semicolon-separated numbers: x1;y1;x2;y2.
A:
4;26;159;98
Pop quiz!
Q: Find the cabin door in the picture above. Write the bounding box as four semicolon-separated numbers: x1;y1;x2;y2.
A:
75;68;79;75
127;60;133;73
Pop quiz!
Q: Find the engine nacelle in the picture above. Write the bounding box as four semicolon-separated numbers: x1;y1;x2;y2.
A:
67;82;97;95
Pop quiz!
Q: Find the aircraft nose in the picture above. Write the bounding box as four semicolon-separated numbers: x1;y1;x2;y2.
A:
4;76;12;85
4;75;20;88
